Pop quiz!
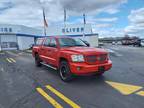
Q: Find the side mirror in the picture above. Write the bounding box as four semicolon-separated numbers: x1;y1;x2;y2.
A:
85;42;90;47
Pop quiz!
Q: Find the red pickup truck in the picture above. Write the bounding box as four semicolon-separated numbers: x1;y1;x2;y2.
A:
32;36;112;82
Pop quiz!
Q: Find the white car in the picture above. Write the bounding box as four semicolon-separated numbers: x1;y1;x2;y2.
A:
141;40;144;47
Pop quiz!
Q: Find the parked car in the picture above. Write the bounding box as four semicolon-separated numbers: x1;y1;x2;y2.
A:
121;36;141;46
32;36;112;82
141;40;144;47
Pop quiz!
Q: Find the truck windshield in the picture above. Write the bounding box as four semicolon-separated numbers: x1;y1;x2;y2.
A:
58;38;87;47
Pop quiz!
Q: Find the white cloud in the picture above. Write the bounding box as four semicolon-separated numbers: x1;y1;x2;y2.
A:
0;0;127;27
60;0;127;14
125;8;144;37
94;23;113;28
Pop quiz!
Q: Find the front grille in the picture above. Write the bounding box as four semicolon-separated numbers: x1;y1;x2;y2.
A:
86;54;107;64
86;55;97;63
98;54;107;61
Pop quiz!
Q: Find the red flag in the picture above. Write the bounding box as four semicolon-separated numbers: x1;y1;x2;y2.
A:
43;8;48;27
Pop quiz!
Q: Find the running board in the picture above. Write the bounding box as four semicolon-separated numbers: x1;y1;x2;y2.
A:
40;62;57;70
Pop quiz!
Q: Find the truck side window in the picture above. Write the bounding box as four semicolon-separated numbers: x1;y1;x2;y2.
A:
49;38;57;48
44;38;51;46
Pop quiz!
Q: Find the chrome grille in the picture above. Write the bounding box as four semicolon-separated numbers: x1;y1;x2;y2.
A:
86;55;97;63
98;54;107;61
86;54;107;64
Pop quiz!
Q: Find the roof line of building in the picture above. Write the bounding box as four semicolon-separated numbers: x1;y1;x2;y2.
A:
16;33;98;38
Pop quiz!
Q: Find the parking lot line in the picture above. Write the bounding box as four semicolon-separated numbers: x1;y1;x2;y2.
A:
136;91;144;96
9;58;16;63
36;88;63;108
6;58;12;63
46;85;81;108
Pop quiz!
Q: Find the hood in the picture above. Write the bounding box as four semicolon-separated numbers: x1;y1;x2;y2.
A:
61;47;108;55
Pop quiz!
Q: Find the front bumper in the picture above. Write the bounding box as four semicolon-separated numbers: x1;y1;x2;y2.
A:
69;60;112;75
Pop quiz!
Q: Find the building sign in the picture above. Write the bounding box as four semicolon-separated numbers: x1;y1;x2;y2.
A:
62;27;84;33
0;27;13;33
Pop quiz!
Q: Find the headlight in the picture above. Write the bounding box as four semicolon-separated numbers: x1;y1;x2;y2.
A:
71;55;84;62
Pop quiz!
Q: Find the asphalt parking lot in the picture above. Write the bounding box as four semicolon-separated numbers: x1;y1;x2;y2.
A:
0;45;144;108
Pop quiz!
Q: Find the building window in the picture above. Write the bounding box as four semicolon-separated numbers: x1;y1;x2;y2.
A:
9;28;12;32
62;28;65;33
77;28;79;32
69;28;72;32
66;28;69;33
9;42;17;48
1;28;3;32
81;27;84;32
72;28;75;32
4;28;8;32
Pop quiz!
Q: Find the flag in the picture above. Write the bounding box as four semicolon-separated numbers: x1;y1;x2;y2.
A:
64;9;66;22
83;14;86;24
43;8;48;27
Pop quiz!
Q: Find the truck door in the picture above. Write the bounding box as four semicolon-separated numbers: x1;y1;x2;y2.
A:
48;38;58;67
39;37;51;63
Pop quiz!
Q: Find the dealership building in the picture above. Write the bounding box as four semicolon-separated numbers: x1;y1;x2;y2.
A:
0;24;42;51
0;24;98;51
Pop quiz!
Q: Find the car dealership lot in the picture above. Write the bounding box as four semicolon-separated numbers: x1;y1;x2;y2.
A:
0;45;144;108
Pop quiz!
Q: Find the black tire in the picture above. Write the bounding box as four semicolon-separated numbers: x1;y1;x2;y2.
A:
93;72;104;77
35;54;42;67
97;72;104;76
59;61;73;82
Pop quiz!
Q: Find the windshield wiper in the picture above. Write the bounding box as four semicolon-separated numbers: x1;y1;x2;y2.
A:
75;45;86;46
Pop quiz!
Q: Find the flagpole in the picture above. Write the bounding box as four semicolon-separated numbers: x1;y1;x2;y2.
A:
44;24;46;36
64;9;66;34
83;14;86;40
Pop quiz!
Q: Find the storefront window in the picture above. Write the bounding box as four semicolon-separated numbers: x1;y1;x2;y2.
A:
77;28;79;32
4;28;8;32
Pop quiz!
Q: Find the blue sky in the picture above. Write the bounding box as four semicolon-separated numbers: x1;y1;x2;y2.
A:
0;0;144;37
66;0;144;37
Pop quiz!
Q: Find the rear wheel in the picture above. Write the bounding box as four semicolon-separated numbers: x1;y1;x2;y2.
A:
35;54;42;67
59;61;73;82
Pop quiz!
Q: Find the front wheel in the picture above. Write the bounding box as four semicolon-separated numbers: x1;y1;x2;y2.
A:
96;72;104;76
59;61;73;82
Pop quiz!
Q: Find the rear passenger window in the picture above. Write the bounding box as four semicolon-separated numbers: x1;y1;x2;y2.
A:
49;38;57;48
44;38;51;46
36;38;43;45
